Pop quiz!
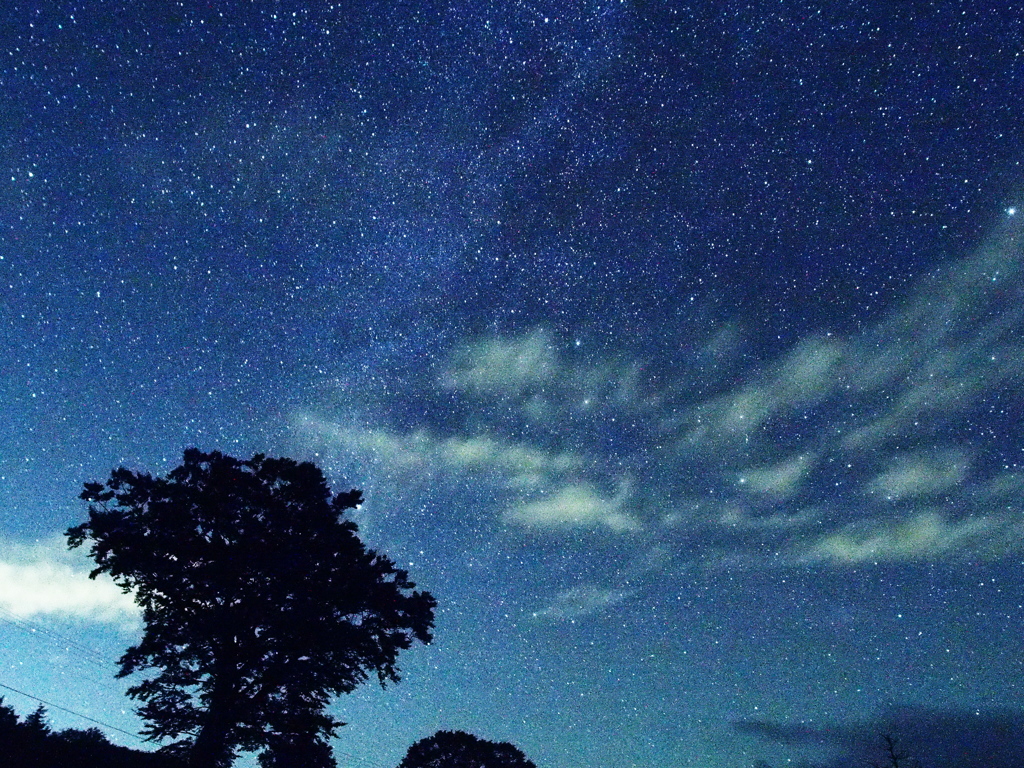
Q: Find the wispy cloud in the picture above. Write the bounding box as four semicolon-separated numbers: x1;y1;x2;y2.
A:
440;326;656;421
736;453;816;498
508;480;640;533
657;223;1024;569
531;584;633;620
864;449;970;501
841;228;1024;451
799;512;1000;565
675;335;845;451
296;417;585;489
296;221;1024;592
297;416;640;533
441;328;559;398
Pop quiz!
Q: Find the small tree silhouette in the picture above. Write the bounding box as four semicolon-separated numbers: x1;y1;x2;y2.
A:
870;734;914;768
397;730;537;768
23;704;52;738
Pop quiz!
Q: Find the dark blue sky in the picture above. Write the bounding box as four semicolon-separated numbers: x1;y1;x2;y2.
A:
3;2;1024;767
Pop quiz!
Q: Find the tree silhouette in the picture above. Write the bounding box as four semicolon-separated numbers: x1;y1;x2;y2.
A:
24;704;52;738
69;449;437;768
0;698;19;735
397;730;537;768
871;734;914;768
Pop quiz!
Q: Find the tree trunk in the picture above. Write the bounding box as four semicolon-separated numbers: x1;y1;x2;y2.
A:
188;710;235;768
188;665;239;768
189;628;244;768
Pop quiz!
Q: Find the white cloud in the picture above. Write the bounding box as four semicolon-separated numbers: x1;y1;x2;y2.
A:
842;231;1024;451
0;538;139;627
439;434;584;487
296;222;1024;574
981;470;1024;500
717;503;818;531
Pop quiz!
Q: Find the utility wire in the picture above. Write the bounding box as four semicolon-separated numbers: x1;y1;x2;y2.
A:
0;610;126;694
0;679;146;743
1;679;390;767
0;615;392;767
0;605;118;668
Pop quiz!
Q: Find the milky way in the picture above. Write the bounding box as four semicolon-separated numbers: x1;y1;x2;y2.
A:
2;3;1024;767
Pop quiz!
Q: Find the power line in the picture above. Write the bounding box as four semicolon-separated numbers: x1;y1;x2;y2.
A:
0;679;146;743
1;679;393;767
0;616;388;768
0;609;127;695
335;749;384;768
0;605;118;668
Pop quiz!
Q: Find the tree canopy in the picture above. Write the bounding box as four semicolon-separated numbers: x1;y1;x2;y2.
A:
68;449;437;768
397;730;537;768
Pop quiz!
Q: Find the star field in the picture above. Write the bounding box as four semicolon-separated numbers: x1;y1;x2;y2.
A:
3;2;1024;767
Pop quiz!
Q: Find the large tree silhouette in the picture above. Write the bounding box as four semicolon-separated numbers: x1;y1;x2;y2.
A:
397;730;537;768
68;449;436;768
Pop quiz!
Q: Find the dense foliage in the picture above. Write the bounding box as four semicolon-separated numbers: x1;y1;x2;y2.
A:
68;449;436;768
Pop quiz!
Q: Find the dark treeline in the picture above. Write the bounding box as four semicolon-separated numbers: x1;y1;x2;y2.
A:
0;698;184;768
0;699;535;768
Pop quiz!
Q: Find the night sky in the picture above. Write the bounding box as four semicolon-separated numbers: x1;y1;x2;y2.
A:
3;2;1024;767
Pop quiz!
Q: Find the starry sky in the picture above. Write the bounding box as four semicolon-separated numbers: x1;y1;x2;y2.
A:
3;2;1024;767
